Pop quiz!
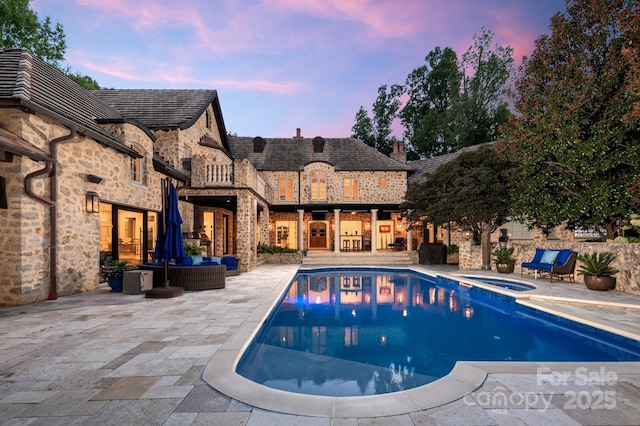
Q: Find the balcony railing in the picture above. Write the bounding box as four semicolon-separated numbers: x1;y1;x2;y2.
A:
205;163;233;186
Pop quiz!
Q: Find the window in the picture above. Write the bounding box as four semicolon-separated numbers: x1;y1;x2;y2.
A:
279;178;293;201
205;110;211;129
311;171;326;200
130;145;142;183
344;178;358;200
379;178;387;188
501;219;533;239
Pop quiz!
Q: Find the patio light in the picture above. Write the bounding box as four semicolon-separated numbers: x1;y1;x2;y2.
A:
86;191;100;213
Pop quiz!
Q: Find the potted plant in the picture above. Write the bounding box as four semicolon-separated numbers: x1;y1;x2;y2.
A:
184;243;206;256
100;260;138;292
576;252;619;291
492;247;516;273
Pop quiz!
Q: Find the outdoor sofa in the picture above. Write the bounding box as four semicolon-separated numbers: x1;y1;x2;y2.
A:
521;248;577;282
140;256;226;290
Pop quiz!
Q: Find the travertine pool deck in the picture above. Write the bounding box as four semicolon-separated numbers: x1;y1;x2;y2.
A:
1;263;639;425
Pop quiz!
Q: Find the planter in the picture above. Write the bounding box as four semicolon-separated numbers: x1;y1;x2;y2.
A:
108;276;123;292
495;263;515;274
583;275;615;291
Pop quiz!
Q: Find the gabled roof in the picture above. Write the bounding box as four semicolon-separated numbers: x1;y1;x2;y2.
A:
0;49;139;157
93;89;217;129
229;136;415;172
93;89;230;150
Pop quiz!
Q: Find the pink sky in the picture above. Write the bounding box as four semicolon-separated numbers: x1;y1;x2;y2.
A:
32;0;566;138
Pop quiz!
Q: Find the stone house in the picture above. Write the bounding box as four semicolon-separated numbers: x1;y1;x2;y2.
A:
228;134;414;255
0;48;416;306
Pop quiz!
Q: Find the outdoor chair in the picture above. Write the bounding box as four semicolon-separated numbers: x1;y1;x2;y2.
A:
388;238;405;251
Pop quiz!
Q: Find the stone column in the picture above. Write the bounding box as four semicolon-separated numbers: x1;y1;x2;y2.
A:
407;228;413;252
297;209;304;251
371;209;378;253
334;209;341;253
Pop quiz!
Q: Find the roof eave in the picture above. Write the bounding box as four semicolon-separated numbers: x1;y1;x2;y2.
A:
15;99;142;158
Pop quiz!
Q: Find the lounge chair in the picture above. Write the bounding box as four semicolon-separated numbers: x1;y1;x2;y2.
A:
521;248;577;282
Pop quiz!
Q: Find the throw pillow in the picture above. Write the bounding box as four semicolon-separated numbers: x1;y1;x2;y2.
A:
540;250;559;264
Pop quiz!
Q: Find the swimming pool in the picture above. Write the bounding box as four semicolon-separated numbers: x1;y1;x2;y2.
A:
462;276;536;291
236;268;640;397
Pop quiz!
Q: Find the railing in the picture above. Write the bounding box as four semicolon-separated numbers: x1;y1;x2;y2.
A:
256;175;274;202
205;163;233;186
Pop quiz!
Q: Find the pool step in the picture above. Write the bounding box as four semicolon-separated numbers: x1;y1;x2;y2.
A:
302;251;414;266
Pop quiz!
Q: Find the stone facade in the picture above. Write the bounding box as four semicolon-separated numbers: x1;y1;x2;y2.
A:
458;240;640;295
0;109;169;305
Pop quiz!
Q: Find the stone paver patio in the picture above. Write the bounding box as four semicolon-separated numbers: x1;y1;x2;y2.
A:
1;263;639;425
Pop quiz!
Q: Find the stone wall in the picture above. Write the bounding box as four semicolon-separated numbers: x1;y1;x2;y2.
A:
0;108;174;306
458;240;640;295
257;253;303;264
261;167;407;207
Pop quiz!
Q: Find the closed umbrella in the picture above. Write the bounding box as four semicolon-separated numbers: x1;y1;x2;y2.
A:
146;177;185;298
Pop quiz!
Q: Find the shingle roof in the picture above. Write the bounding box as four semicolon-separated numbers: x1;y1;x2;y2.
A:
229;136;415;172
408;143;492;183
0;49;142;157
92;89;219;131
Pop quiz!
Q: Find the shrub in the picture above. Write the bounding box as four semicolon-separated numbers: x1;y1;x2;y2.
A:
258;244;298;254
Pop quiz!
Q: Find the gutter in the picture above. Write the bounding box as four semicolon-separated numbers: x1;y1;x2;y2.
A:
24;128;77;300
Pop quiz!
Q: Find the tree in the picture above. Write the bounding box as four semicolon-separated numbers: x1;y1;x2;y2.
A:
400;47;461;157
66;70;101;90
402;145;512;269
499;0;640;240
0;0;101;89
0;0;66;65
351;84;403;156
454;28;514;149
392;29;514;159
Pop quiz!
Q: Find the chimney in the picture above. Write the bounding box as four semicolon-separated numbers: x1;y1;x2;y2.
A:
390;142;407;163
295;128;302;139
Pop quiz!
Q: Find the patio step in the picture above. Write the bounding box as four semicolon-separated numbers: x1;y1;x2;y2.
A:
302;251;414;266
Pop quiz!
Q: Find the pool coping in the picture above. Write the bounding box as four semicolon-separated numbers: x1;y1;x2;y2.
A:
202;266;640;418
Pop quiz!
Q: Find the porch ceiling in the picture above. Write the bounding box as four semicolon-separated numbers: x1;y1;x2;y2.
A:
180;195;237;209
268;203;403;213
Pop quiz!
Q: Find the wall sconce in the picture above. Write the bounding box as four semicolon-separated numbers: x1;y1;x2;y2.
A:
269;222;274;231
364;222;370;230
86;191;100;213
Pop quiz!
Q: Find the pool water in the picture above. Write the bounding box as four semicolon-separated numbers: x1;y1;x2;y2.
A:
236;268;640;397
462;276;536;291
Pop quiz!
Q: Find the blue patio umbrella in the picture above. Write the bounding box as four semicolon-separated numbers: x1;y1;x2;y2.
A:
147;178;185;298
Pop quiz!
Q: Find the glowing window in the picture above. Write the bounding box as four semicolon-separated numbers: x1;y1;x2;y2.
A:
279;178;293;201
311;171;326;200
344;178;358;200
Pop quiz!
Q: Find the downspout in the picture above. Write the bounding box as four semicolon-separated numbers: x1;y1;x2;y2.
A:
24;128;77;300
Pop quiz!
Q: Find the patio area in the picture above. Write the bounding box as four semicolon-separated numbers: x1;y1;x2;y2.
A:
1;264;639;425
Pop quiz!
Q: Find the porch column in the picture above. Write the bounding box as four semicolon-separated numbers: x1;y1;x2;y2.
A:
407;228;413;252
370;209;378;253
334;209;341;253
297;209;304;251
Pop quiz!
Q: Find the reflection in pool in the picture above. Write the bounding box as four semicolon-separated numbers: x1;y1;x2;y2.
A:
236;268;640;397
